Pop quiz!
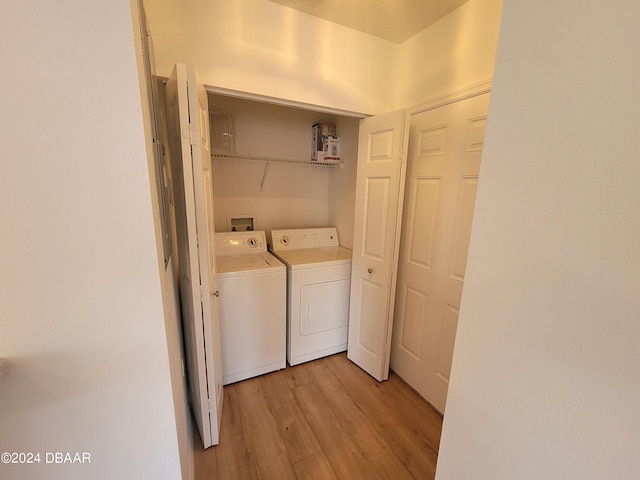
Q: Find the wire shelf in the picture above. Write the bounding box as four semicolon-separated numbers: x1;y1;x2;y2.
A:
212;153;342;168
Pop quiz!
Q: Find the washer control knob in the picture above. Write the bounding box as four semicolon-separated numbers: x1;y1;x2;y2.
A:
281;236;290;246
248;237;258;248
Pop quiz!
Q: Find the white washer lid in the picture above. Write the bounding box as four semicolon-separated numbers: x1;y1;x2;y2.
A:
216;251;284;277
270;246;352;269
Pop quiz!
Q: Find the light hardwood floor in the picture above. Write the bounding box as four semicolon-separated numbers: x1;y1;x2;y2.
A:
194;353;443;480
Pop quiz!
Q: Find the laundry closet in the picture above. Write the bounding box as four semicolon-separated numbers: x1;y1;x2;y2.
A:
206;92;361;248
206;92;362;382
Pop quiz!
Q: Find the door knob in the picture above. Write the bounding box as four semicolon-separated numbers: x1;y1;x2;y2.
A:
367;268;373;274
213;290;220;297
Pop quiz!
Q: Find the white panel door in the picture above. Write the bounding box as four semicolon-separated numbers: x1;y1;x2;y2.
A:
390;93;490;413
347;110;409;381
166;63;223;447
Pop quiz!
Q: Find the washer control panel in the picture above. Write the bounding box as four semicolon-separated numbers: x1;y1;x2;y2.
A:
215;231;267;255
270;228;340;251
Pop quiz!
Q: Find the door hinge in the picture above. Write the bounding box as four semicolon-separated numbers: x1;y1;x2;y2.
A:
182;125;199;146
204;398;217;414
189;125;199;146
181;126;191;141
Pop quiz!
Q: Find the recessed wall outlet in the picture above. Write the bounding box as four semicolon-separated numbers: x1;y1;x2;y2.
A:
227;215;254;232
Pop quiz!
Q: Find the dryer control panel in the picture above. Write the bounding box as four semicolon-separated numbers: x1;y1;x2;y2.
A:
215;231;267;255
270;227;340;251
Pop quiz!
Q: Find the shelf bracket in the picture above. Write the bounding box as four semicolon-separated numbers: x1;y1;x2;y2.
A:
260;161;270;191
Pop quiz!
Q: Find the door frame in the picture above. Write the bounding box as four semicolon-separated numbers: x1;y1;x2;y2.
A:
408;80;492;118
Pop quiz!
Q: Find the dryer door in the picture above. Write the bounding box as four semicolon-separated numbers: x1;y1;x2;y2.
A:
301;279;351;335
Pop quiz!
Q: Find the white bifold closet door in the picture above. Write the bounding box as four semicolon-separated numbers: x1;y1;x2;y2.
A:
348;109;409;382
166;63;224;447
391;93;490;413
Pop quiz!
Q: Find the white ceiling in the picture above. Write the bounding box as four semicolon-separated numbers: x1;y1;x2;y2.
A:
268;0;469;44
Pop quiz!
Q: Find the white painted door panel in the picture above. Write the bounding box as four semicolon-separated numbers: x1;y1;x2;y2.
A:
391;93;489;413
166;63;223;447
348;110;409;381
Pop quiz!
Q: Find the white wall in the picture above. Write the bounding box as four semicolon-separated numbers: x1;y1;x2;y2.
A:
146;0;398;115
0;1;182;479
396;0;503;109
436;1;640;479
147;0;503;115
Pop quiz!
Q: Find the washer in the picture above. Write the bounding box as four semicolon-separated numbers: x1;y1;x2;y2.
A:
269;227;352;366
215;231;286;385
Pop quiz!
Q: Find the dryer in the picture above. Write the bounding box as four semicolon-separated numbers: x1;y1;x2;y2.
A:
215;231;286;385
269;227;352;366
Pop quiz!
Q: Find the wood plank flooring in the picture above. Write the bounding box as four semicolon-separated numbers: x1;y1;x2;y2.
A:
194;353;443;480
